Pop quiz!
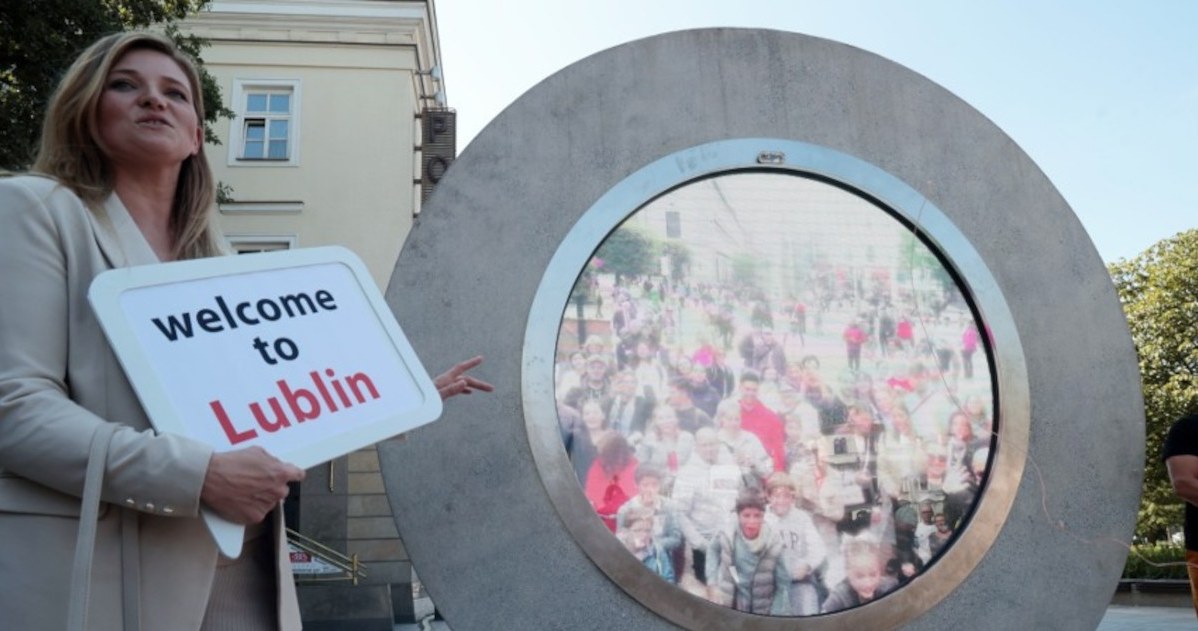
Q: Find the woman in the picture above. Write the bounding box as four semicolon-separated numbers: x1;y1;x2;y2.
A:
0;32;488;631
678;355;721;419
713;399;773;489
876;404;926;504
842;320;867;373
568;399;610;484
790;439;847;589
757;365;785;413
555;350;587;396
632;338;668;401
636;405;695;485
584;433;639;532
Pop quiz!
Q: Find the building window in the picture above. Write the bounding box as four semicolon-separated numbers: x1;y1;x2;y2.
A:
664;210;682;238
242;91;290;159
219;201;304;215
226;235;296;254
228;80;301;166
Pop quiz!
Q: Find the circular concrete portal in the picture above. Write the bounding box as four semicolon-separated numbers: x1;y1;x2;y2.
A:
380;29;1142;630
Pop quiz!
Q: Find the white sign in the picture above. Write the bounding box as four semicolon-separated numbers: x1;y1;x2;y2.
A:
288;544;346;576
89;246;442;556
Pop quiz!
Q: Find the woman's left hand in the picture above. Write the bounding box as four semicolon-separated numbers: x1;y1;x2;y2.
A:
435;355;494;400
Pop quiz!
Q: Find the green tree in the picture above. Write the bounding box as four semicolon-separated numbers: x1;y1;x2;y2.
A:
1109;229;1198;541
896;231;953;293
731;252;768;290
1;0;229;171
594;224;658;281
660;241;692;281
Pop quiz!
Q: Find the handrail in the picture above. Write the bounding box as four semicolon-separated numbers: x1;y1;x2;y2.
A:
286;528;367;585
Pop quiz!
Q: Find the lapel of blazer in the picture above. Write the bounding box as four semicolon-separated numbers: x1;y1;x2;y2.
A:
79;193;161;435
88;193;161;269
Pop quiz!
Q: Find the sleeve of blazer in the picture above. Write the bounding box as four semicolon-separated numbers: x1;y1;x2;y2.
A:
0;178;212;517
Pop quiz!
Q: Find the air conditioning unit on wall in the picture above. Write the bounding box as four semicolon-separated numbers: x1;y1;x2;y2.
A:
421;109;456;203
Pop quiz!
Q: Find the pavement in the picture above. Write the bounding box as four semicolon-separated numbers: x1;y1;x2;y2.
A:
395;606;1195;630
394;618;447;631
1096;605;1195;630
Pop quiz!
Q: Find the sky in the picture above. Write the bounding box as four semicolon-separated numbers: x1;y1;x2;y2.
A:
434;1;1197;264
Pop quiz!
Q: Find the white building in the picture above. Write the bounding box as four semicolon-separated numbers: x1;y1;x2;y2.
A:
183;1;453;625
188;0;450;286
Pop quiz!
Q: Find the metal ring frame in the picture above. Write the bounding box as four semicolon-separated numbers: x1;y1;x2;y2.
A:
522;137;1031;630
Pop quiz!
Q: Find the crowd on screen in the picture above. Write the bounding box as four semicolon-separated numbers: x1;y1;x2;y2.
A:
556;271;992;616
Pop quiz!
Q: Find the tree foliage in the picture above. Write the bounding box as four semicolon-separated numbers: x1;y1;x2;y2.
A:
594;224;658;281
1109;229;1198;541
660;241;692;281
897;231;952;293
731;253;768;290
1;0;228;171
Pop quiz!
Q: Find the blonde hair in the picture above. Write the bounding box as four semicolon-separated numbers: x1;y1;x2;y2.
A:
33;31;223;260
714;398;740;423
842;533;882;568
764;471;796;495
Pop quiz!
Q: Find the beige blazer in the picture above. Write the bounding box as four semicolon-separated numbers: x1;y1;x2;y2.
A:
0;175;301;630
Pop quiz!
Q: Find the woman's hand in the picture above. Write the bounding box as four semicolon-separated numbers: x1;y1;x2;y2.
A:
435;355;494;401
201;446;306;525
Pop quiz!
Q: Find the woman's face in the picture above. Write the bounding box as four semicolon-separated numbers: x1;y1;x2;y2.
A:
582;402;606;429
718;409;741;432
570;352;587;372
98;49;201;174
926;452;947;476
653;409;679;434
950;413;973;441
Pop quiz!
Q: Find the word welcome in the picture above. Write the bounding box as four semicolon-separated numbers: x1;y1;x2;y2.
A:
151;290;338;341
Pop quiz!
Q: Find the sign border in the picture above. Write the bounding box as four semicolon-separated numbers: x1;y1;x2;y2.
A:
89;245;442;555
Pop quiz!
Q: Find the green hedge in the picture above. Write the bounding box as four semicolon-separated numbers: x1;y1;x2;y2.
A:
1122;542;1189;580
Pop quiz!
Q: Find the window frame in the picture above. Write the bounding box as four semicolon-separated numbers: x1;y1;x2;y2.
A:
227;79;302;167
225;234;298;254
